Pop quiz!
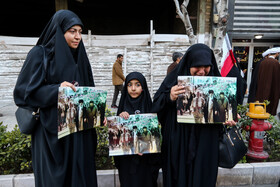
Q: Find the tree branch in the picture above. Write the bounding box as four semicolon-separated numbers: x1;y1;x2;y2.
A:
182;0;190;8
174;0;196;44
174;0;185;21
214;0;229;66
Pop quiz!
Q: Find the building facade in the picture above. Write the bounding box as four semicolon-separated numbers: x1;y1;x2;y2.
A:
228;0;280;90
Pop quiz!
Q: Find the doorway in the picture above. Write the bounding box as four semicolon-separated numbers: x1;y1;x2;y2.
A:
232;40;278;95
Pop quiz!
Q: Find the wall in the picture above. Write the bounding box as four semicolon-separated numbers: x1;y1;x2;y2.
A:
0;34;190;106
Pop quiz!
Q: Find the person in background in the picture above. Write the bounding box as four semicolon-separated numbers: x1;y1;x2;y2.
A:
112;54;125;108
248;47;280;103
167;52;183;74
236;57;245;79
262;47;280;59
248;47;280;115
13;10;98;187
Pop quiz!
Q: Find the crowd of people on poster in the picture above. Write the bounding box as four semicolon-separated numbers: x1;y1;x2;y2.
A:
177;76;237;123
107;114;161;156
57;87;107;138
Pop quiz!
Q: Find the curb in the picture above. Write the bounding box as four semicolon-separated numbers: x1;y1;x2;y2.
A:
1;162;280;187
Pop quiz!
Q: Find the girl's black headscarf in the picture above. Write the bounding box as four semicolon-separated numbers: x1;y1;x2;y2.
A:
117;72;152;115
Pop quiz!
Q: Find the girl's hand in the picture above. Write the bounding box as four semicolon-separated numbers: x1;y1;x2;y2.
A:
60;81;76;92
170;85;185;101
119;112;129;120
103;117;107;126
137;153;143;156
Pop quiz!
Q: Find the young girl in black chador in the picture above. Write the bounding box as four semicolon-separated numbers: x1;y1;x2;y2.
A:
114;72;161;187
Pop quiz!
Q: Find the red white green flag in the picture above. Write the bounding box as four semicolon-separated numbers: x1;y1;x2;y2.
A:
220;33;236;77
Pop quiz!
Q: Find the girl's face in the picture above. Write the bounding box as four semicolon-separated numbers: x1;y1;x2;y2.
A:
64;25;82;49
127;79;143;99
190;66;211;76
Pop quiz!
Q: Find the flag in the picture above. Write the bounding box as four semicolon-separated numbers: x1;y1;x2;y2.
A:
221;33;247;105
220;33;236;77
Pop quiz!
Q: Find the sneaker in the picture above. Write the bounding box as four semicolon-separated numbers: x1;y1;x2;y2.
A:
111;105;118;108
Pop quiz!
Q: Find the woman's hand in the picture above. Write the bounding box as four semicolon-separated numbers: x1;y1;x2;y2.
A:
170;85;186;101
60;81;76;92
223;120;236;127
223;114;241;127
119;112;129;120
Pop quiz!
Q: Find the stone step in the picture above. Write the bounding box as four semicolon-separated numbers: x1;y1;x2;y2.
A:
1;162;279;187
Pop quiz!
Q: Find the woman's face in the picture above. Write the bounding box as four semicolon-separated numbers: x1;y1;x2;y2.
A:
64;25;82;49
127;79;143;99
190;66;211;76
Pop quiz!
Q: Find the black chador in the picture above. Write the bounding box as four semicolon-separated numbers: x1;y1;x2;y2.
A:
14;10;97;187
152;44;231;187
114;72;161;187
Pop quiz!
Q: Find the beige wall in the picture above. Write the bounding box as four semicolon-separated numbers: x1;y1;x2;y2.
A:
0;34;190;106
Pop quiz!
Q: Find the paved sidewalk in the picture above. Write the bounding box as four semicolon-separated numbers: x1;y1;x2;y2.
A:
1;163;280;187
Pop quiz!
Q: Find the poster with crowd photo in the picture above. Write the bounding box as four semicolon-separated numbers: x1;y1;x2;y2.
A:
57;87;107;139
177;76;237;124
107;114;161;156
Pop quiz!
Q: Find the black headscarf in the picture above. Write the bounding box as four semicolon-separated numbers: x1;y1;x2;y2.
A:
37;9;94;86
153;43;220;102
14;9;94;109
117;72;152;115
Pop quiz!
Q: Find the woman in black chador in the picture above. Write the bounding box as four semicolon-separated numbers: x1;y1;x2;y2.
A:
14;10;97;187
152;44;236;187
115;72;161;187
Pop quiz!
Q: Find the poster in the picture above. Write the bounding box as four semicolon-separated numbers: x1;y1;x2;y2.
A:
58;87;107;139
177;76;237;124
107;114;161;156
